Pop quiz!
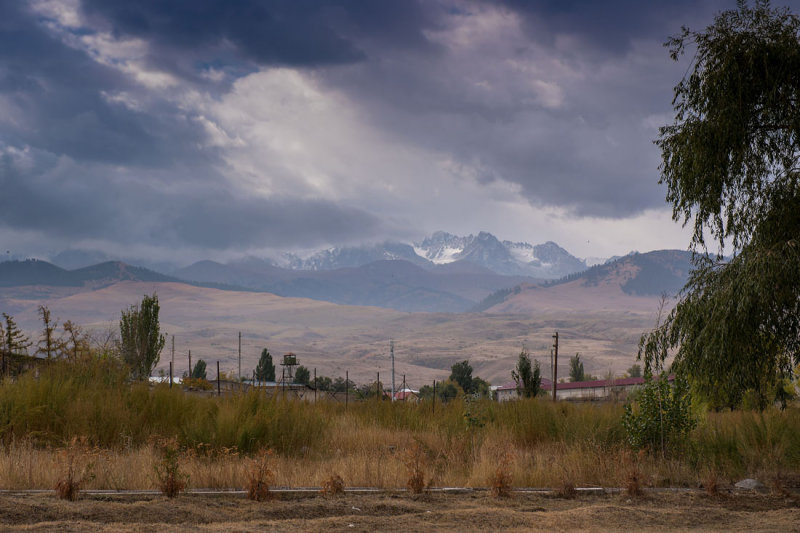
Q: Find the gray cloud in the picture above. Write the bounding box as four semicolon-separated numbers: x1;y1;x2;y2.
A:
0;0;777;261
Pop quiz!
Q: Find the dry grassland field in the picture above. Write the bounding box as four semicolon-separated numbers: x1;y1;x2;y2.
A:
0;490;798;532
0;280;662;385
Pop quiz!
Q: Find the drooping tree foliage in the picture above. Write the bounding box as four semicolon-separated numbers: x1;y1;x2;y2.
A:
119;293;166;380
642;1;800;408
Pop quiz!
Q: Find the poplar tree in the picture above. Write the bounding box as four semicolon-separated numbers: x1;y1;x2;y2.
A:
119;293;165;380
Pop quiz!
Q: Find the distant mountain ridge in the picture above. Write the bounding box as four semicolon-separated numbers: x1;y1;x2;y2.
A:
0;260;178;288
271;231;589;279
473;249;693;313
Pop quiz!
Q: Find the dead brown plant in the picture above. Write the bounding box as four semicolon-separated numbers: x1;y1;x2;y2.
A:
154;437;187;498
246;448;275;501
489;449;514;498
557;480;577;499
702;469;719;497
403;442;427;494
54;436;96;501
320;473;345;497
623;450;645;497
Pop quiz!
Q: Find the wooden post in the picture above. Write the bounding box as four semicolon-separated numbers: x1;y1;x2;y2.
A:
432;379;436;414
169;361;173;388
238;331;241;382
377;371;380;403
346;370;349;410
314;368;317;402
552;332;559;402
217;361;221;396
188;350;192;379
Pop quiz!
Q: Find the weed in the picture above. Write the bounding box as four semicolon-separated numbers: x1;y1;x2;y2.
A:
701;469;719;497
320;474;345;497
623;449;644;497
489;449;514;498
54;437;96;501
403;442;427;494
246;448;275;501
557;480;577;499
154;437;187;498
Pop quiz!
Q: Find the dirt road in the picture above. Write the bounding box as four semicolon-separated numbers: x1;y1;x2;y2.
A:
1;489;798;532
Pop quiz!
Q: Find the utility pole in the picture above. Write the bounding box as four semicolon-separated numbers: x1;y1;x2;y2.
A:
552;332;559;401
171;335;175;371
188;350;192;378
238;331;242;382
390;340;395;403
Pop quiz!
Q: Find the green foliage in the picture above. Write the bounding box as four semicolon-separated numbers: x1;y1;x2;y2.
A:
645;1;800;408
2;313;31;356
294;365;310;385
119;293;166;380
512;349;542;398
569;353;585;382
191;359;207;380
627;364;642;378
315;376;333;391
36;306;59;359
449;360;474;394
255;348;275;382
622;374;696;457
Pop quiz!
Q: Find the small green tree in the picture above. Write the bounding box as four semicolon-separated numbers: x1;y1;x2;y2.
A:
569;353;586;382
512;349;542;398
622;373;696;458
191;359;207;380
627;364;642;378
1;313;31;375
35;306;59;359
119;293;165;380
450;360;474;394
255;348;275;381
315;375;333;391
294;365;310;385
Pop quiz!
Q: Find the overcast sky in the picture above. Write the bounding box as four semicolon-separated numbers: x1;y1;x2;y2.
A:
0;0;776;265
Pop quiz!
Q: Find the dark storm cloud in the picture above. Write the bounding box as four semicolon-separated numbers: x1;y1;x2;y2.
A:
0;0;773;260
79;0;439;82
0;1;209;166
496;0;727;54
0;148;383;249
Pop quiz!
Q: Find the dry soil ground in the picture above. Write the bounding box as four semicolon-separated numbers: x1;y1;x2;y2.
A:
0;490;798;532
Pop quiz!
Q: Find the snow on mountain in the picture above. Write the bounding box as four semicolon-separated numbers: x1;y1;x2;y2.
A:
182;231;590;279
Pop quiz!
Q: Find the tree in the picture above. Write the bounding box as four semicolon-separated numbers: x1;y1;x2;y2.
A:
119;293;166;380
450;360;474;394
294;365;310;385
512;349;542;398
62;320;90;362
1;313;31;375
315;375;333;391
255;348;275;381
569;353;586;382
191;359;207;380
2;313;30;356
627;364;642;378
642;1;800;408
35;306;59;359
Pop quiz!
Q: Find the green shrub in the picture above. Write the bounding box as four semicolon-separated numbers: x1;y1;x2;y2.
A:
622;373;696;457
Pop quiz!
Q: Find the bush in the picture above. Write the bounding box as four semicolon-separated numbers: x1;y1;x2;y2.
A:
154;437;187;498
246;449;275;501
622;373;696;457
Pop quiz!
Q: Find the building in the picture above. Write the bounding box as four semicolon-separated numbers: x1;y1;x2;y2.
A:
492;376;664;401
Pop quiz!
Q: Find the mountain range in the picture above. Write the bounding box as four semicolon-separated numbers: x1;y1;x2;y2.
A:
271;231;589;279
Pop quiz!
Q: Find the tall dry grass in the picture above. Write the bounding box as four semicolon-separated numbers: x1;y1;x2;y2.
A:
1;360;799;490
